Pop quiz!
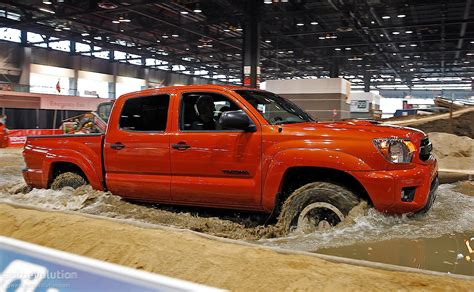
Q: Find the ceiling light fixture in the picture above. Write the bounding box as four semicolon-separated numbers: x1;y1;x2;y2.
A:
296;23;304;26
310;21;318;25
117;16;131;23
264;0;272;4
392;31;400;35
193;3;202;13
405;30;413;34
382;15;391;19
334;48;341;51
43;0;53;4
172;34;179;37
39;7;55;14
318;36;326;40
397;14;406;18
265;39;271;43
410;43;417;47
180;11;189;15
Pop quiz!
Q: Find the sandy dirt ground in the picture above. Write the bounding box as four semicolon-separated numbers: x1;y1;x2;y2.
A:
0;203;472;291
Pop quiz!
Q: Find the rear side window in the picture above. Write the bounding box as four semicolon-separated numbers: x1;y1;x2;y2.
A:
119;95;170;131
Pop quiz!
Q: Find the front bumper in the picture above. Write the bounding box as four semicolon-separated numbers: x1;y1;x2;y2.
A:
349;158;438;214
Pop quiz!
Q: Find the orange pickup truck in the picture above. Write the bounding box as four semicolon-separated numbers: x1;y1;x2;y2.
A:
22;85;438;233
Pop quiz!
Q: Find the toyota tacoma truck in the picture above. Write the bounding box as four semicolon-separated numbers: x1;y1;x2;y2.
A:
22;85;438;233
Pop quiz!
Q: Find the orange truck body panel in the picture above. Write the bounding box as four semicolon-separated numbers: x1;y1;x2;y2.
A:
22;85;438;214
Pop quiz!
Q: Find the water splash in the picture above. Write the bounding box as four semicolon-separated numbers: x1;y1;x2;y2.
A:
259;184;474;251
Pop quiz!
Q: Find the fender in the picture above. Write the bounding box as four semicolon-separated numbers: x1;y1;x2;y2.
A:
261;148;372;211
42;148;104;191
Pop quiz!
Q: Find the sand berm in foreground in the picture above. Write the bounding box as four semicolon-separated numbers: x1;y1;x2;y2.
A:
1;204;472;291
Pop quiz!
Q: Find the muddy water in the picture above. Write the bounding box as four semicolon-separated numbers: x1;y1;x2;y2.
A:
317;233;474;276
0;148;473;276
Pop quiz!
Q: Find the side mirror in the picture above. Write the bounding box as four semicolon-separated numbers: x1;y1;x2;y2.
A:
219;110;256;132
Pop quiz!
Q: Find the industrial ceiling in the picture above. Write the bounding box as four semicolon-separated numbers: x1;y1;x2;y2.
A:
0;0;473;89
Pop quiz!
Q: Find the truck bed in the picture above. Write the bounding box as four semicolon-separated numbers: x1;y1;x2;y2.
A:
23;134;105;190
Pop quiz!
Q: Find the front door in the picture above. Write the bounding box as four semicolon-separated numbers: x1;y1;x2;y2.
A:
170;90;262;209
103;93;172;202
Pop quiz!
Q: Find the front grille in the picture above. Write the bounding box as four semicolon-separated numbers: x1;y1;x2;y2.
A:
419;136;432;161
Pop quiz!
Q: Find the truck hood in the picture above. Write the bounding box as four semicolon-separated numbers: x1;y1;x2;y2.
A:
280;120;426;141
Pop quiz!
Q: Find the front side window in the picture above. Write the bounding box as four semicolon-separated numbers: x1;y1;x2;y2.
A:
180;92;246;131
120;95;170;131
235;90;314;125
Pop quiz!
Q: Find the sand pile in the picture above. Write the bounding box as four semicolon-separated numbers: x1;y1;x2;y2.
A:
0;203;472;291
428;132;474;173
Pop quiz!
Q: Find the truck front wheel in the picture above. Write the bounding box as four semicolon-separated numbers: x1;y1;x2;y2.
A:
51;172;87;190
278;182;360;234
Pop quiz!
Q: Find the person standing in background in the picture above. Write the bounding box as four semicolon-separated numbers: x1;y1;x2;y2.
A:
0;114;9;148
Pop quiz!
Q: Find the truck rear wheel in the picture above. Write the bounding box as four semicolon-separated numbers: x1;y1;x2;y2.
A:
51;172;87;190
278;182;360;234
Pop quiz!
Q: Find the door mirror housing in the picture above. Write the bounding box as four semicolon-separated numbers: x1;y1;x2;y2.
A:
219;110;256;132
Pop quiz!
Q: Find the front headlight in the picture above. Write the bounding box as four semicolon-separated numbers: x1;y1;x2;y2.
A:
373;138;416;163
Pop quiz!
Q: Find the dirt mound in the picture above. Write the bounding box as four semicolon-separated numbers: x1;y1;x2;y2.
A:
429;132;473;158
428;132;474;173
411;111;474;138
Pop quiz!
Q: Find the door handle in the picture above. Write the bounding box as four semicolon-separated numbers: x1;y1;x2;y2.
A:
111;142;125;150
172;142;191;150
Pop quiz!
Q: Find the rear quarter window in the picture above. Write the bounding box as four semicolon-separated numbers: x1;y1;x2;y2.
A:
119;95;170;131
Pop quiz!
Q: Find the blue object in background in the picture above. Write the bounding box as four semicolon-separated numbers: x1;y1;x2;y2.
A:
0;236;220;292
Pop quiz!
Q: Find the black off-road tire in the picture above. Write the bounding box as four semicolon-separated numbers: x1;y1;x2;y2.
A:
278;182;360;234
51;172;87;190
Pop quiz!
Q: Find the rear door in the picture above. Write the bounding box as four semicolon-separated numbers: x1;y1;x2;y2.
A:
103;92;173;201
169;89;262;209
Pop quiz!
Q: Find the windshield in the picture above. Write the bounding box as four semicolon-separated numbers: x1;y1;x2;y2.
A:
234;90;314;125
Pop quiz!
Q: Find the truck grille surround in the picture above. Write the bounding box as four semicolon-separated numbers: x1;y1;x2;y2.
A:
419;136;432;161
